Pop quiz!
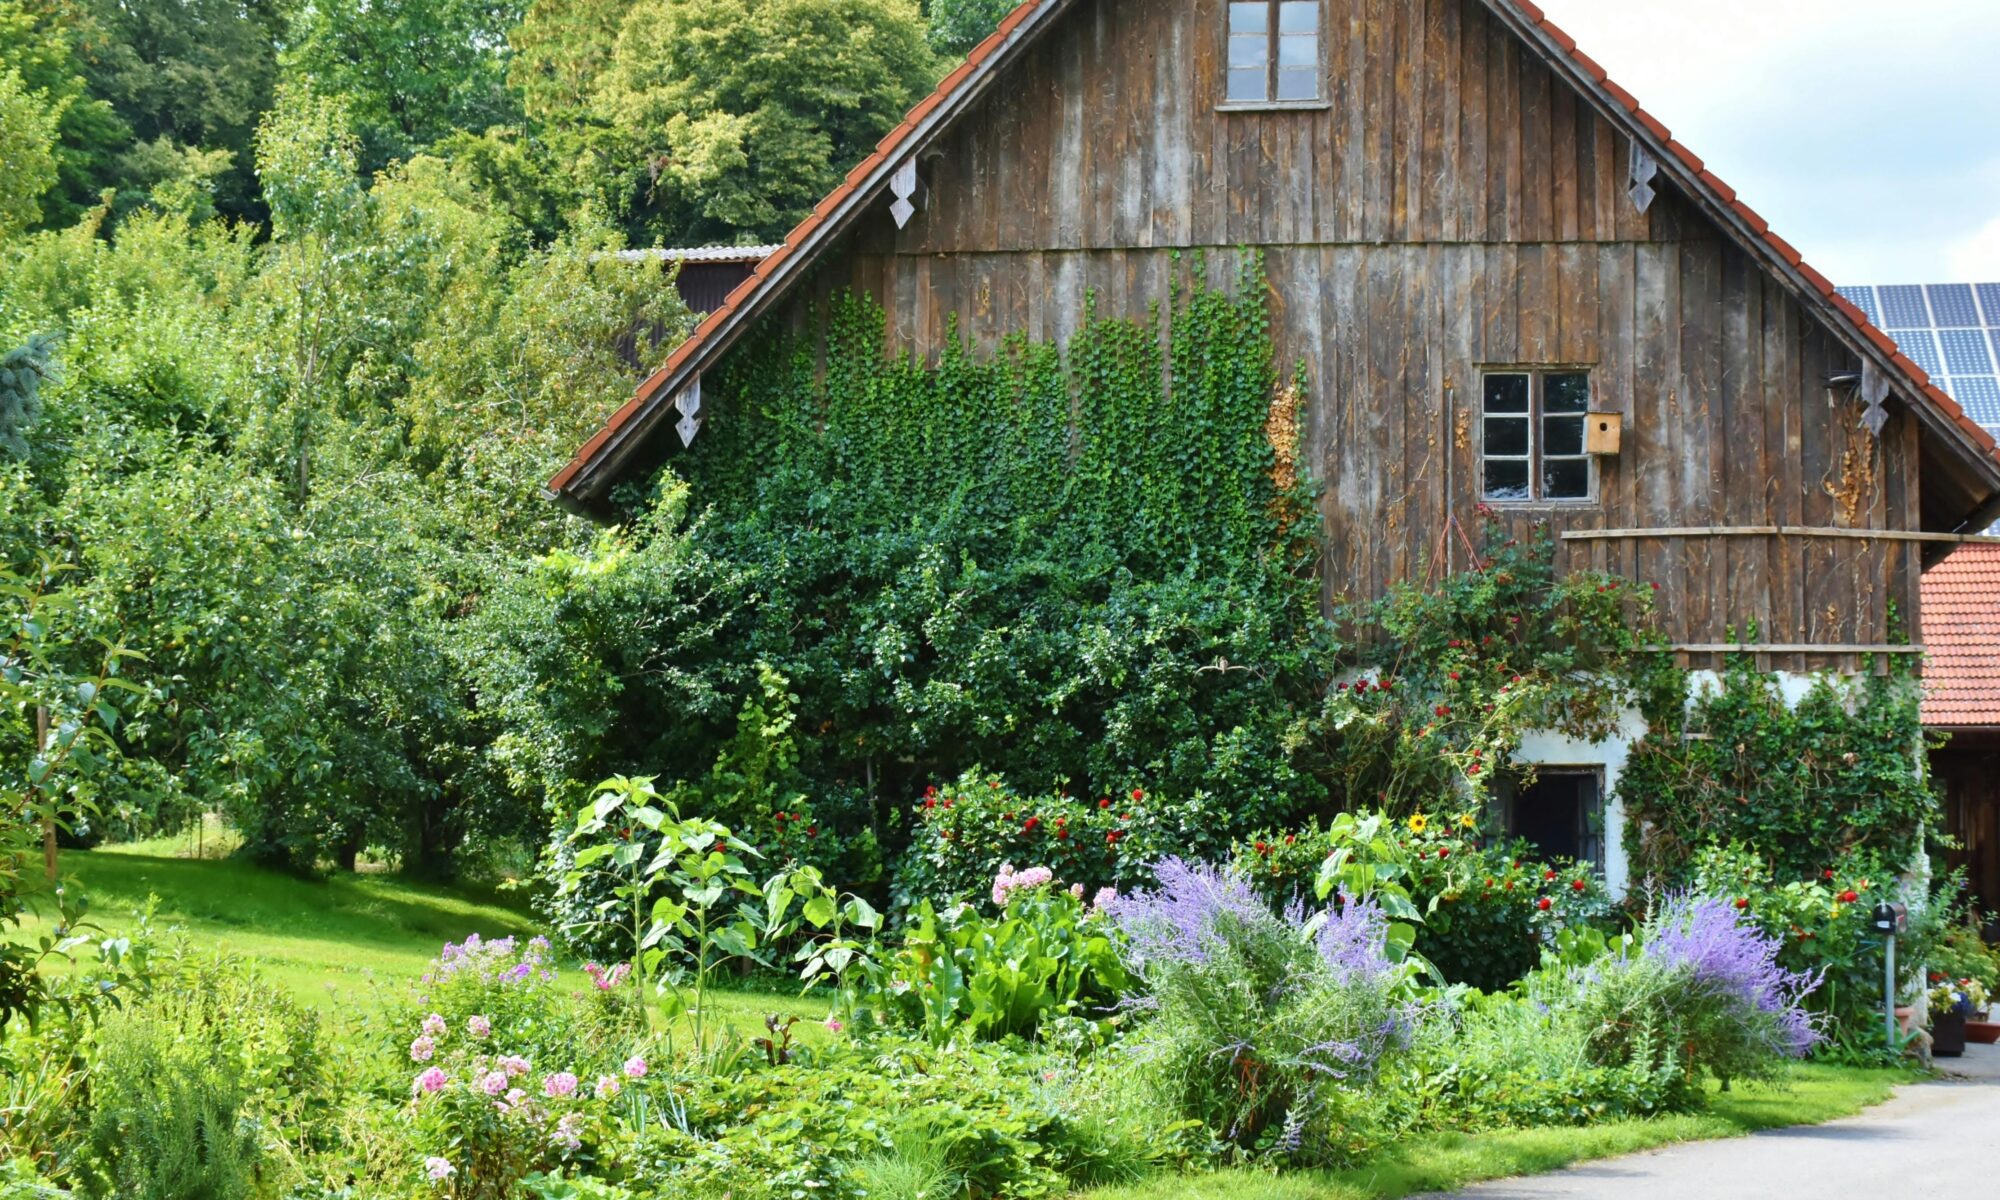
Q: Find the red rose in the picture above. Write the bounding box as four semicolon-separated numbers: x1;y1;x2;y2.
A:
1023;817;1040;833
1543;869;1557;882
1735;898;1750;910
1448;671;1461;681
806;825;818;837
1285;834;1296;845
1380;678;1395;690
1099;798;1111;809
1823;869;1836;880
1255;841;1270;855
1571;879;1586;892
1536;897;1552;911
776;812;788;822
1485;877;1496;888
1438;848;1450;860
925;785;938;798
1131;788;1145;802
1435;704;1451;717
943;798;953;809
1057;827;1069;840
1504;880;1514;890
1106;830;1121;844
924;797;936;809
1839;890;1859;904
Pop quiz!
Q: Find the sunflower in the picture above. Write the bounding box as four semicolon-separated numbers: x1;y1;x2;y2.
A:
1407;813;1429;834
1457;812;1477;830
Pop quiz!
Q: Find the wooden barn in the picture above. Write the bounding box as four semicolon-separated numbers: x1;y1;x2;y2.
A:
547;0;2000;887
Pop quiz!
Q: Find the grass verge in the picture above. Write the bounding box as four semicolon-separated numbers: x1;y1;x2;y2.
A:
1078;1063;1916;1200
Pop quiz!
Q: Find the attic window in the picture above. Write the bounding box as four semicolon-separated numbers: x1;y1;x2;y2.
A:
1225;2;1322;106
1481;370;1594;503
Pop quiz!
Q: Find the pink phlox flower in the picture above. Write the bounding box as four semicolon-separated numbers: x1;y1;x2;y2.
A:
421;1013;448;1038
824;1016;844;1033
1091;886;1119;913
543;1071;579;1098
423;1156;454;1182
500;1055;531;1077
622;1055;648;1079
552;1111;584;1152
479;1070;508;1097
411;1067;448;1096
467;1014;491;1038
409;1036;436;1062
593;1075;620;1100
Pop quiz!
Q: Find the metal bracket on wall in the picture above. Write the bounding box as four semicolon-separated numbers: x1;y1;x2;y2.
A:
674;376;702;447
889;159;923;229
1628;140;1658;214
1859;360;1892;438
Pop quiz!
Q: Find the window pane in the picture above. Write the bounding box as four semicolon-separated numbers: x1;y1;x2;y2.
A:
1278;32;1316;67
1484;417;1528;457
1226;68;1268;102
1545;372;1590;413
1279;0;1318;33
1484;373;1529;413
1228;32;1268;69
1275;67;1317;101
1229;1;1269;33
1543;413;1584;456
1484;459;1530;501
1544;457;1590;499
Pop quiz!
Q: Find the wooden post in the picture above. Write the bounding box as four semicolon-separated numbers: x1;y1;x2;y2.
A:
36;705;56;881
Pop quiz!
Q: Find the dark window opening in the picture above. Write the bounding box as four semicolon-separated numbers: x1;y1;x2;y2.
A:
1502;769;1604;867
1481;369;1594;502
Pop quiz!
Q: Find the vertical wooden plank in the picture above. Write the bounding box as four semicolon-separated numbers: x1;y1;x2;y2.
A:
1678;237;1721;645
1597;243;1636;580
1552;88;1580;242
1457;0;1488;241
1154;3;1193;247
1516;243;1554;362
1720;243;1765;640
1364;0;1396;241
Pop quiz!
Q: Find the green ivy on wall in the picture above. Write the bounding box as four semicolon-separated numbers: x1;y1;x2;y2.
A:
1618;657;1937;883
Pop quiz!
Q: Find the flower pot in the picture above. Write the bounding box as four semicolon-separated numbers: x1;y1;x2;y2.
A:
1967;1020;2000;1046
1933;1010;1968;1057
1896;1005;1918;1035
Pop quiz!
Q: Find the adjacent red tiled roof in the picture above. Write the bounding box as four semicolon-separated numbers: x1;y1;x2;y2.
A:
545;0;2000;509
1923;544;2000;728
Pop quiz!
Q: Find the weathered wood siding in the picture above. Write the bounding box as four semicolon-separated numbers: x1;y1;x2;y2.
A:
768;0;1923;670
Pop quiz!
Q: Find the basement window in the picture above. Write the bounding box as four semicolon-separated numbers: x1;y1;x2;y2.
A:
1225;1;1323;106
1500;769;1605;868
1481;370;1594;503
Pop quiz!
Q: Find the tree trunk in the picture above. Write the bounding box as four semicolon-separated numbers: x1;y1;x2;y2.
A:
37;706;56;881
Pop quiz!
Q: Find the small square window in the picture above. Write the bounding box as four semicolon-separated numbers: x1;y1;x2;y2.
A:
1499;770;1604;868
1225;1;1322;105
1481;369;1596;504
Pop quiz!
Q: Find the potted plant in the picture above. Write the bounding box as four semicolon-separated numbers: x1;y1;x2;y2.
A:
1962;978;1998;1045
1928;975;1974;1057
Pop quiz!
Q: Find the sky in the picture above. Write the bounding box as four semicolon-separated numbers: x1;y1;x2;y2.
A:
1534;0;2000;286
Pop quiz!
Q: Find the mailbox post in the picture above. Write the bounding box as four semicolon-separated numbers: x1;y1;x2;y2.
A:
1873;901;1908;1052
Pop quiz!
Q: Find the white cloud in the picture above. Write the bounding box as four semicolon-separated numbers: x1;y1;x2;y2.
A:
1535;0;2000;284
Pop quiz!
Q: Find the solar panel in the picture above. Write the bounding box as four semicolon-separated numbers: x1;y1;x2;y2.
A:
1950;377;2000;427
1898;328;1944;377
1879;284;1932;328
1927;283;1982;327
1843;281;2000;446
1940;328;1996;375
1837;285;1881;325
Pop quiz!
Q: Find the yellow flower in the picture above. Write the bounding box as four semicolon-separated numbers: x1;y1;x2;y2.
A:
1407;813;1429;834
1458;813;1477;830
1829;905;1844;919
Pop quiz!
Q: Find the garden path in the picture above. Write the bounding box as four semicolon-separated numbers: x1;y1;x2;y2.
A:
1423;1044;2000;1199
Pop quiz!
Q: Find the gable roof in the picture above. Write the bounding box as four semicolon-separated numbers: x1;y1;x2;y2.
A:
546;0;2000;521
1923;544;2000;729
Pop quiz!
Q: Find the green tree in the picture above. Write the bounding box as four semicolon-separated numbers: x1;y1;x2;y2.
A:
0;1;126;229
596;0;936;241
925;0;1015;57
0;71;64;238
77;0;285;221
283;0;527;172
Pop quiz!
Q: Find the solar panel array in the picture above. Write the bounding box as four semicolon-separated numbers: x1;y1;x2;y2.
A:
1837;283;2000;432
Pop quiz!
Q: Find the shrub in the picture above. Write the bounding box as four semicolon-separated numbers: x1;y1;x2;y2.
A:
397;933;640;1076
894;770;1228;912
1108;859;1411;1164
849;866;1129;1042
1232;812;1614;992
1576;893;1820;1093
80;950;322;1200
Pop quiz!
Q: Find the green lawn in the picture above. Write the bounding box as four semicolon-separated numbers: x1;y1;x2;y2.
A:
1081;1063;1915;1200
18;839;830;1037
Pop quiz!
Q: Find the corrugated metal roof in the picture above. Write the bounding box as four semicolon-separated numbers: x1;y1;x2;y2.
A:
611;246;784;264
1924;544;2000;728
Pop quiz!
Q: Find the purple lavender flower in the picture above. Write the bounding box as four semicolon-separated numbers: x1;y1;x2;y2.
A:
1644;893;1822;1056
1313;893;1391;983
1107;857;1271;968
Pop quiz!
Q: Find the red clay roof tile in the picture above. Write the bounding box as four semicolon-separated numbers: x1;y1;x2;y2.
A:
1922;545;2000;728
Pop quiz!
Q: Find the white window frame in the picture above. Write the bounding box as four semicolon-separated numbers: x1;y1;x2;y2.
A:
1478;367;1597;505
1219;0;1329;111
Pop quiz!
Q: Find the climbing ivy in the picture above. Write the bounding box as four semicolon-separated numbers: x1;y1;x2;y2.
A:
1618;657;1937;883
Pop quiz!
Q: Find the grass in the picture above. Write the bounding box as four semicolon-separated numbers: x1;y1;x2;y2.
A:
1078;1063;1916;1200
17;840;830;1039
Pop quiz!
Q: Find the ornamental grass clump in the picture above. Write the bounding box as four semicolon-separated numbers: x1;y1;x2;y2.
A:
1108;858;1410;1164
1578;893;1821;1097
